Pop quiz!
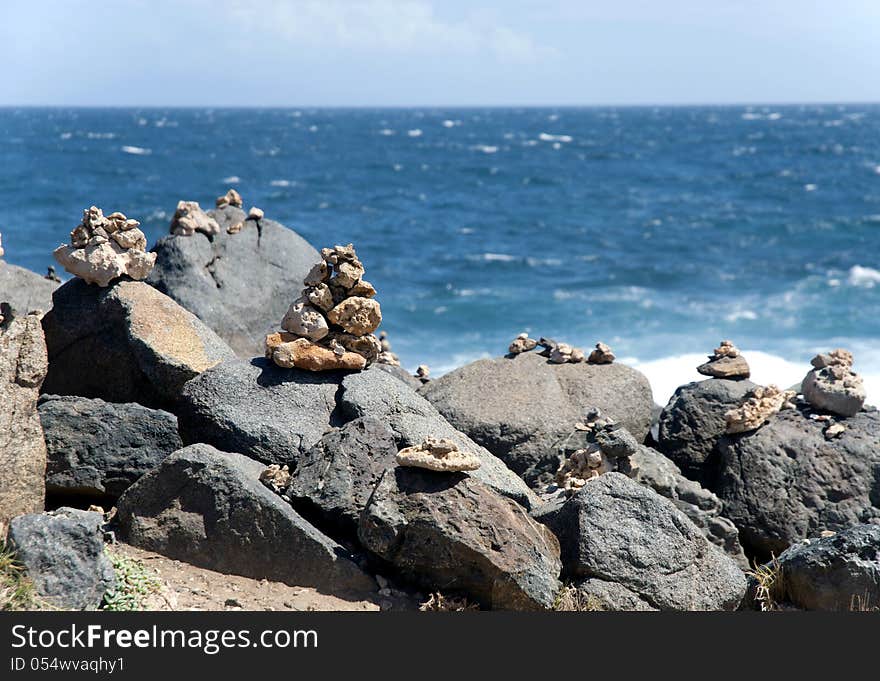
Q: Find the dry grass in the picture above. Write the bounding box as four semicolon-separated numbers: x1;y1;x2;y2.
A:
553;585;605;612
0;542;44;611
748;557;786;611
419;592;480;612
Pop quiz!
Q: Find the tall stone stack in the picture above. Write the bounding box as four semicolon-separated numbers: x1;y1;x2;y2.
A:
801;349;865;417
265;244;382;371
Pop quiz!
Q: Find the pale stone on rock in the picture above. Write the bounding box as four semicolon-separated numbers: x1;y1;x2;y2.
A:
349;279;376;298
824;423;846;440
259;464;290;493
280;299;329;341
169;200;220;237
306;283;335;312
247;206;264;221
111;227;147;251
216;188;243;209
226;221;243;235
326;331;381;362
304;261;330;286
508;333;538;355
697;340;749;378
416;365;430;381
724;384;796;434
549;343;573;364
273;338;366;372
395;436;481;472
588;342;615;365
801;349;865;417
326;296;382;336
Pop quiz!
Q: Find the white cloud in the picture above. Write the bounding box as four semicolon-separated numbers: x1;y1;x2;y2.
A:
216;0;558;63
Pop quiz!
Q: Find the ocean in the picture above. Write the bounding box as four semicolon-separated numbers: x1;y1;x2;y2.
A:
2;105;879;404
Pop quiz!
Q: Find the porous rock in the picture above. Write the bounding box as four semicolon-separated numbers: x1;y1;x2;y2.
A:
395;436;481;472
801;349;866;417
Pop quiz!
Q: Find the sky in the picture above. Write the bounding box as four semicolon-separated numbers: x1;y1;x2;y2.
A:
4;0;880;106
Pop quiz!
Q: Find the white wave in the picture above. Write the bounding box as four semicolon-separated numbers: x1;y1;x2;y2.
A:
87;132;115;139
270;179;295;187
474;144;498;154
59;132;72;140
120;145;151;155
847;265;880;288
538;132;572;143
407;129;423;137
479;253;516;262
378;128;395;136
221;176;241;184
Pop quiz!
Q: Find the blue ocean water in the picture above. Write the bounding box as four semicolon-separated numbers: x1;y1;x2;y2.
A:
2;105;879;400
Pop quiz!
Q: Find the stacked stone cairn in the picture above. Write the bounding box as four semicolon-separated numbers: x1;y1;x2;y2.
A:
169;200;220;238
53;207;156;287
507;333;616;366
265;243;382;371
376;331;401;366
395;437;481;472
698;340;750;379
554;408;638;495
724;384;796;434
801;349;865;418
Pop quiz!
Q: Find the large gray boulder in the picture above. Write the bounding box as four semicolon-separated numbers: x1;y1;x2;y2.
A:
116;444;375;594
0;310;48;530
418;352;654;485
631;446;747;567
714;406;880;558
39;395;182;501
657;378;756;484
147;205;319;357
285;417;398;543
765;524;880;611
359;466;562;610
177;358;345;465
340;366;539;509
41;279;235;408
0;260;58;315
539;473;746;611
6;507;115;610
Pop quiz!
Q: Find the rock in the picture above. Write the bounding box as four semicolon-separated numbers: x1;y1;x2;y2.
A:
247;206;264;221
0;260;58;315
285;417;398;542
559;579;658;611
395;436;481;472
373;362;420;389
280;299;330;341
148;204;319;357
176;358;343;465
508;332;537;355
657;378;757;484
801;349;866;417
258;464;290;493
271;337;366;372
39;395;182;501
588;342;615;364
697;339;750;379
339;366;539;509
553;415;639;495
326;297;382;336
358;466;562;610
376;331;401;366
215;188;243;209
767;524;880;611
630;446;747;567
418;352;654;485
0;311;48;530
539;473;746;610
169;200;220;237
117;444;374;593
414;364;430;383
42;279;235;407
54;207;155;287
6;507;115;610
724;384;796;434
713;406;880;558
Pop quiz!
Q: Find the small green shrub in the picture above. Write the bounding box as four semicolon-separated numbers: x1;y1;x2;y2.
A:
101;550;161;611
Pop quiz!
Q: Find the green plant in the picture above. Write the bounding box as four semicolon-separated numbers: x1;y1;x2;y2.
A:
101;550;161;611
0;542;41;611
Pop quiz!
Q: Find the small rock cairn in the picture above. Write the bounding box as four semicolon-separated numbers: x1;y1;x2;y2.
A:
802;349;865;418
698;340;750;379
265;243;382;371
508;333;616;365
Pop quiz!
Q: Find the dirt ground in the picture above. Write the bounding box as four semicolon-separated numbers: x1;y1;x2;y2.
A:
108;543;420;612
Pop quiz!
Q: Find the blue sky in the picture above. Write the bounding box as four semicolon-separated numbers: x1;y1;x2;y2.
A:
4;0;879;106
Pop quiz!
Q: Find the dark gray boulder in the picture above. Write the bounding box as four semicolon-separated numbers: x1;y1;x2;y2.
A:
560;578;658;611
0;260;58;315
418;352;654;485
39;395;182;501
539;473;746;611
372;363;422;390
147;206;319;357
285;417;398;543
339;366;539;509
176;358;345;466
657;378;756;484
41;279;235;408
6;507;115;610
767;524;880;611
116;444;375;594
714;406;880;558
358;466;562;610
631;446;747;567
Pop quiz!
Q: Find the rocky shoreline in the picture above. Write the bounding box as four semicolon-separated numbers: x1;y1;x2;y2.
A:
1;197;878;612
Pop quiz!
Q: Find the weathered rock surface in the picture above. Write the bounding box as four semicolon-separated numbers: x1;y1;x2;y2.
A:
148;205;319;357
657;378;757;484
714;406;880;558
767;524;880;611
6;508;115;610
358;466;562;610
116;444;374;593
41;279;235;407
285;417;398;542
177;358;343;465
630;446;747;566
339;366;539;509
418;352;653;485
561;578;658;611
539;473;746;611
39;395;182;500
0;260;58;315
724;384;796;434
0;311;48;530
